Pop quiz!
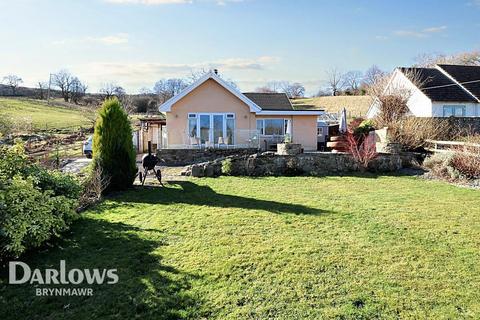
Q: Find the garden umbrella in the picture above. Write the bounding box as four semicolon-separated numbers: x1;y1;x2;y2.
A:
285;119;292;142
339;108;347;134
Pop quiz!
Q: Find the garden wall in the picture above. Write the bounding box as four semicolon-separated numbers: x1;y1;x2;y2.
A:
157;148;258;166
182;152;417;178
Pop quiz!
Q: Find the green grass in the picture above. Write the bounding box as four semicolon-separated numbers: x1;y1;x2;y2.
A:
1;176;480;319
0;97;92;130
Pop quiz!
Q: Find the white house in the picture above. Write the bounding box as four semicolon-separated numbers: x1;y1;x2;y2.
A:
367;64;480;118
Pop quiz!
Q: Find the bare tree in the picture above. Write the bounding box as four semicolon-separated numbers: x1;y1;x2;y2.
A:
343;71;363;94
37;81;48;99
100;82;125;100
368;68;426;125
363;65;387;88
70;77;88;104
138;87;153;95
255;86;277;93
267;81;283;93
281;82;305;99
414;50;480;67
325;68;344;96
188;69;238;88
315;87;331;97
2;75;23;95
153;78;188;103
52;70;73;102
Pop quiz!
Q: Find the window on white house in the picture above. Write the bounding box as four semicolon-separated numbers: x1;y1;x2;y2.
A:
443;105;466;117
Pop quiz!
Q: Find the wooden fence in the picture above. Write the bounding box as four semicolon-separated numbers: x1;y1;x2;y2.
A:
425;139;480;154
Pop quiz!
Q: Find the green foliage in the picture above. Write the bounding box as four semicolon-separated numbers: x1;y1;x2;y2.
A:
0;144;80;259
0;114;13;138
355;119;376;135
221;158;233;175
93;98;137;192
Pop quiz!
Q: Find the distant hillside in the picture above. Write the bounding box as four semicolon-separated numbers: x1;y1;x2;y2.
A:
0;97;93;131
292;96;372;118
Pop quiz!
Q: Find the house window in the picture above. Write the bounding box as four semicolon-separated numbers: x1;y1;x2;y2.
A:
188;113;235;145
256;119;264;135
257;119;286;136
443;105;466;117
317;127;323;136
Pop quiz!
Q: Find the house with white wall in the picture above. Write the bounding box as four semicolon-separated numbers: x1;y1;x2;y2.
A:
367;64;480;118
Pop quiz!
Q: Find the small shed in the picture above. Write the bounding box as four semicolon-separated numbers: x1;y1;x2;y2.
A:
134;115;167;153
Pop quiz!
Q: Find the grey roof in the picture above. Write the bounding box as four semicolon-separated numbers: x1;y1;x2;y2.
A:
243;92;294;110
399;67;477;103
437;64;480;101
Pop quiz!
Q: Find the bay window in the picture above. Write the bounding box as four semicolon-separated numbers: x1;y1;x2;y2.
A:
256;119;288;136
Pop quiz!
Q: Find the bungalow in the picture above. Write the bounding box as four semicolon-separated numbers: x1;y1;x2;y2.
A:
159;71;324;151
367;64;480;118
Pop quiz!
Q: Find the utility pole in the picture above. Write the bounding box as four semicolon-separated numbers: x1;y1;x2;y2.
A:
46;73;52;105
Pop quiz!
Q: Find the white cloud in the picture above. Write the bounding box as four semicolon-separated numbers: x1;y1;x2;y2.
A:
53;33;129;46
394;25;447;38
104;0;243;5
73;56;280;91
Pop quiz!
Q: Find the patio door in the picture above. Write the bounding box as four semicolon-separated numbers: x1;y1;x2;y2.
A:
213;114;224;145
189;113;235;147
199;114;211;144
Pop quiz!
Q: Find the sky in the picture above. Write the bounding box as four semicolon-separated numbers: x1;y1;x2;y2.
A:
0;0;479;95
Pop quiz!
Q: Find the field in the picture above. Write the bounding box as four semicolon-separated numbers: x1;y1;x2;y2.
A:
0;98;92;131
293;95;373;118
1;175;479;319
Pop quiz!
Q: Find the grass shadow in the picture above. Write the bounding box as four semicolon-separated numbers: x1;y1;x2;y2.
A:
0;218;204;320
117;180;328;216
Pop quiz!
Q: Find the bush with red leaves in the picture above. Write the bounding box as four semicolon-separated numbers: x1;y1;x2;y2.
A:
346;130;378;169
451;144;480;179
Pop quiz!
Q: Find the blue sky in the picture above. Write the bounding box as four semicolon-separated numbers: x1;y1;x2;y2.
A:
0;0;479;95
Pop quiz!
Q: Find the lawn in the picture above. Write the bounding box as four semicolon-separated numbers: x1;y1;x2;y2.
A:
0;98;92;131
1;175;480;319
293;96;372;117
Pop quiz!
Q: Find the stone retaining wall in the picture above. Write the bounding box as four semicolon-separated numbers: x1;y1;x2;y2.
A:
157;148;258;166
183;152;418;178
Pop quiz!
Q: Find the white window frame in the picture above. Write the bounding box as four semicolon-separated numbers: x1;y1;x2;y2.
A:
443;105;466;117
188;113;235;145
256;118;288;136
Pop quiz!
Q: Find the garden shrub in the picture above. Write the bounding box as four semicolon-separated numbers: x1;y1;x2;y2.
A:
424;136;480;181
93;98;137;192
423;153;457;180
0;144;80;259
451;153;480;179
385;117;450;151
450;140;480;179
221;159;233;176
345;131;378;169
